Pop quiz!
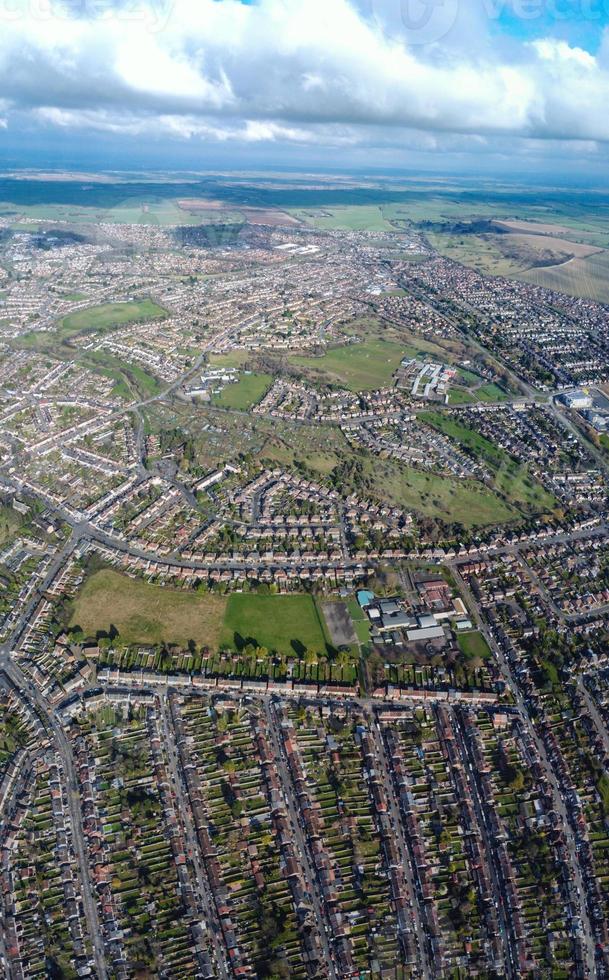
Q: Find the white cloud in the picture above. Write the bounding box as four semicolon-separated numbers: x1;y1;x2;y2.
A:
0;0;608;151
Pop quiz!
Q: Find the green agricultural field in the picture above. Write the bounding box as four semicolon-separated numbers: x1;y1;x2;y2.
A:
291;339;404;391
290;205;396;232
212;372;273;410
519;250;609;303
220;593;331;655
60;298;166;337
457;631;492;661
2;198;208;226
70;569;227;648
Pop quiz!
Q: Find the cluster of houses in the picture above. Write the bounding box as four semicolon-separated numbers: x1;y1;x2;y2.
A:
404;255;609;391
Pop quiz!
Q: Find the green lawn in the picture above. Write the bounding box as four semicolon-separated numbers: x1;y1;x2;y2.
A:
60;298;166;337
0;504;24;546
291;339;404;391
381;463;517;527
347;598;371;645
457;631;492;661
212;373;273;410
208;351;251;369
220;594;331;655
448;389;477;405
290;205;396;232
70;569;227;648
79;350;163;401
60;292;88;302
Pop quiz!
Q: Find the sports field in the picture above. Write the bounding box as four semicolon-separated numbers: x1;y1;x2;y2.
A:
60;298;166;336
69;569;226;647
291;339;404;391
220;593;331;655
457;631;492;661
212;372;273;410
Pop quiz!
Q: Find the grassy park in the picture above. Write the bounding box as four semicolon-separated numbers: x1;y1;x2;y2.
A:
457;631;492;661
220;593;331;655
69;569;227;648
212;372;273;410
420;411;556;515
291;339;404;391
60;298;166;336
70;570;334;657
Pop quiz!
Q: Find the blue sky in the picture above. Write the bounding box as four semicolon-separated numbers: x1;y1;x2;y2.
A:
1;0;608;175
491;0;609;51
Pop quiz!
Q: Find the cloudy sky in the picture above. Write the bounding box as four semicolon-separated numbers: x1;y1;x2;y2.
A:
1;0;609;173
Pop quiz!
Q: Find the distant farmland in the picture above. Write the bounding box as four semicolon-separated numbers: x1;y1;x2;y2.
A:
520;249;609;303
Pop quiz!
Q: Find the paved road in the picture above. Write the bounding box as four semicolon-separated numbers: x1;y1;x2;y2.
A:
451;707;517;979
578;677;609;761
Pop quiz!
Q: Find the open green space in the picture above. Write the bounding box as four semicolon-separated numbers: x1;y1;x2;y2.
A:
219;593;331;656
420;411;556;514
212;372;273;410
79;350;163;401
449;382;509;405
290;205;397;232
60;292;88;302
347;598;371;645
381;463;517;527
421;412;507;468
69;569;227;648
208;351;252;369
3;175;609;245
0;503;24;546
2;198;212;227
457;631;492;661
291;339;404;391
60;298;166;336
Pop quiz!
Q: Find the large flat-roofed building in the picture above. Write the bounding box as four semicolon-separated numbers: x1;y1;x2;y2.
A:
406;625;446;642
379;611;415;632
559;389;592;410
